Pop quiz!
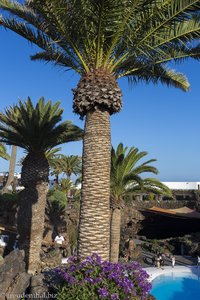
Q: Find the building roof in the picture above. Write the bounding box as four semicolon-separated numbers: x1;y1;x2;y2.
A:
145;206;200;219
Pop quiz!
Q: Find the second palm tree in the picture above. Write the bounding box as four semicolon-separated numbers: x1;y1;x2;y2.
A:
0;97;83;273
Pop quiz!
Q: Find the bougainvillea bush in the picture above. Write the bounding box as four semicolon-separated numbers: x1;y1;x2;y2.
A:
55;253;151;300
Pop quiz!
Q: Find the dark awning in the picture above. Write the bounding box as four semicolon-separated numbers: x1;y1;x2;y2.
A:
143;206;200;219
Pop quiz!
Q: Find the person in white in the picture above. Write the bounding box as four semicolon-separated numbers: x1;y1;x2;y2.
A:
54;233;65;245
171;255;175;268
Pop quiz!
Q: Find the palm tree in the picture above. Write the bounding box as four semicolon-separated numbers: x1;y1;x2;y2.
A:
0;0;199;260
60;155;82;180
110;143;171;262
59;178;74;196
0;97;83;274
49;154;82;186
50;154;82;181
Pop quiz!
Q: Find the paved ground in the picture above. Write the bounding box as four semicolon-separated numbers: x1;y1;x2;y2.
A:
142;250;196;268
133;238;197;268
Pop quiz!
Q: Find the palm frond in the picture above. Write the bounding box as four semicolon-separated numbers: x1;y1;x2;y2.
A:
126;65;190;91
0;142;10;160
110;143;166;202
0;97;83;152
30;51;82;73
127;178;172;197
0;0;199;89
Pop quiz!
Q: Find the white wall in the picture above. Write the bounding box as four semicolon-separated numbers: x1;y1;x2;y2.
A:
162;182;200;190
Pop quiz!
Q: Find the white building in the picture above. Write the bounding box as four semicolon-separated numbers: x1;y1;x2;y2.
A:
162;182;200;190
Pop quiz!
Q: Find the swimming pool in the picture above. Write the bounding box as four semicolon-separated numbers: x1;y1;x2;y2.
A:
151;272;200;300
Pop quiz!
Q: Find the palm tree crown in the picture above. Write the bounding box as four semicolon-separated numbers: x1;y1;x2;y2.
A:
111;143;171;206
0;1;199;116
0;97;83;153
60;155;82;179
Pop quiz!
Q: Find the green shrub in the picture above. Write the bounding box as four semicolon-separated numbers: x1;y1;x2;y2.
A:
48;189;67;210
0;192;19;211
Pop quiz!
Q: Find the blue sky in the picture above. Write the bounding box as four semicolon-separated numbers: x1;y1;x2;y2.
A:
0;28;199;181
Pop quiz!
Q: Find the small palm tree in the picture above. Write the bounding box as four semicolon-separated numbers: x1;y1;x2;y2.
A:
49;155;64;183
60;178;74;196
110;143;171;262
50;154;82;184
0;97;83;274
60;155;82;180
0;0;199;260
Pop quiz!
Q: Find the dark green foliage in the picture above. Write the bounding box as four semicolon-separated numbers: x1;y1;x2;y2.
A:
0;193;19;221
0;0;199;90
142;239;175;255
67;222;78;253
0;192;19;204
0;97;83;152
50;155;82;180
48;189;67;210
0;143;10;160
111;143;172;207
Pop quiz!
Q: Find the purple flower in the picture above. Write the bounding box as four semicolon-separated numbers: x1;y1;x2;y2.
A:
55;253;151;299
111;293;119;300
98;287;109;298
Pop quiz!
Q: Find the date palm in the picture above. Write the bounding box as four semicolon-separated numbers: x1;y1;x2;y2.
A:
110;143;171;262
60;155;82;180
0;0;199;260
0;97;83;273
49;154;82;184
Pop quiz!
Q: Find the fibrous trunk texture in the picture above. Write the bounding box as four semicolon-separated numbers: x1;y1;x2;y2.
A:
78;109;111;261
110;208;121;263
2;145;17;193
17;152;49;274
73;69;122;117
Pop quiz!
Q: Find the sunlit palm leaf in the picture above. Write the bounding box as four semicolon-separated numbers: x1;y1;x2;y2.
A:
0;0;199;91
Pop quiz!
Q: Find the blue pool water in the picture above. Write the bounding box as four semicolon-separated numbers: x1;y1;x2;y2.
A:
151;273;200;300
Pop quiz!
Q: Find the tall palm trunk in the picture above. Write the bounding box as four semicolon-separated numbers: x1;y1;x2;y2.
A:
110;208;121;262
78;109;111;261
18;152;49;274
2;145;17;193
